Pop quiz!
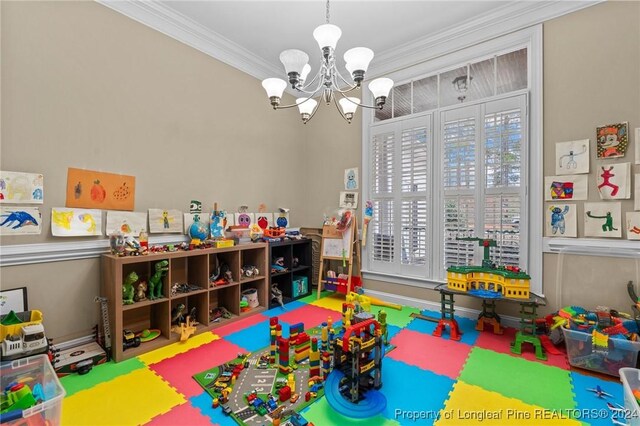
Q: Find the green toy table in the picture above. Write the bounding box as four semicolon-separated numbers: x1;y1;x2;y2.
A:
426;284;548;360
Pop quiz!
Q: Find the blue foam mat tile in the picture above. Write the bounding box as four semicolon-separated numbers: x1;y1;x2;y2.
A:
406;309;479;346
570;371;624;426
224;318;291;352
263;300;306;317
381;358;456;425
190;391;237;426
387;324;401;342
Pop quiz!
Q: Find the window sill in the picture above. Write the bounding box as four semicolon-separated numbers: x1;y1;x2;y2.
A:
361;269;446;289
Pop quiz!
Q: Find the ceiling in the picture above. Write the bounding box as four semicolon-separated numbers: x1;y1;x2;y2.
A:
160;1;511;77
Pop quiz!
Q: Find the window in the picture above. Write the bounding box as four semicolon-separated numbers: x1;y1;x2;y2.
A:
364;43;537;288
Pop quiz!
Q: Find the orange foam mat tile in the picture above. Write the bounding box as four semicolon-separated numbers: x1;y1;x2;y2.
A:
435;381;581;425
62;367;185;425
137;331;219;366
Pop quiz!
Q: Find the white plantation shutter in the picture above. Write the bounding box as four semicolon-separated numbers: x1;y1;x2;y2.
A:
371;129;394;195
401;199;428;266
401;126;429;193
444;196;476;269
439;95;527;273
371;200;395;264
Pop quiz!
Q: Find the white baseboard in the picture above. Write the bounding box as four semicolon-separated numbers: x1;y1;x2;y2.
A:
364;288;522;329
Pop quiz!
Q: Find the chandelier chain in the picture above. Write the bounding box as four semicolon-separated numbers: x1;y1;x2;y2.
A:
325;0;330;24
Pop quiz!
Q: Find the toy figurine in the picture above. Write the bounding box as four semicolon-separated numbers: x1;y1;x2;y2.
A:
271;284;285;309
134;281;148;302
122;271;138;305
171;303;186;325
109;231;126;256
149;260;168;300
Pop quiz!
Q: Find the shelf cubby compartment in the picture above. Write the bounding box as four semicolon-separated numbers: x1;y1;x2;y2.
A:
143;258;171;301
209;250;240;287
121;301;171;357
241;278;268;313
170;254;209;291
270;245;292;272
291;240;312;271
240;247;267;283
209;284;240;318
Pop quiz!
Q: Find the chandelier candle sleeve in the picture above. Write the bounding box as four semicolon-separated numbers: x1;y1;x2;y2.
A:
260;0;393;123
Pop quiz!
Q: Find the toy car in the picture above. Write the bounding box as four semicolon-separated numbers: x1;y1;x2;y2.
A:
290;393;299;403
123;329;141;350
222;405;232;416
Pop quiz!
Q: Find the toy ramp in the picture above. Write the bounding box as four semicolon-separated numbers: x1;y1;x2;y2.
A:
324;370;386;418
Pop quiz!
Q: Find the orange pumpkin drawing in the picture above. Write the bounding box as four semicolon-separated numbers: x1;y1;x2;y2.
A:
91;180;106;203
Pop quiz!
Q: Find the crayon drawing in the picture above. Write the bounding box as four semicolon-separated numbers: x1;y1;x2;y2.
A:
544;175;588;201
255;213;273;230
0;171;44;204
149;209;183;234
596;162;631;200
555;140;589;175
0;207;42;236
51;208;102;236
344;167;359;190
584;202;621;238
66;168;135;211
274;211;290;228
106;211;147;237
626;212;640;241
545;204;577;238
234;212;255;228
596;122;628;158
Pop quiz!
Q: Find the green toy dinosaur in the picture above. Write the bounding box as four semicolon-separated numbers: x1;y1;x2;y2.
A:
149;260;169;300
123;271;138;305
377;309;388;345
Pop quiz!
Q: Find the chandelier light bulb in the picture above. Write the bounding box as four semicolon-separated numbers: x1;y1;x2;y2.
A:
280;49;310;86
313;24;342;51
296;98;318;123
338;97;360;115
344;47;374;85
368;77;394;108
262;78;287;108
300;64;312;83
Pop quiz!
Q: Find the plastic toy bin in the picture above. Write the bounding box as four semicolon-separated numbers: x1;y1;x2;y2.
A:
0;354;66;425
562;327;640;377
620;368;640;426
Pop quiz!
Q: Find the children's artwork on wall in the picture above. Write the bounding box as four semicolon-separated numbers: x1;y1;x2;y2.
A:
545;204;577;237
544;175;588;201
344;167;359;190
596;162;631;199
636;128;640;165
555;140;589;175
106;211;147;237
339;191;359;209
66;168;135;211
51;207;102;236
0;171;44;204
0;207;42;235
183;213;210;234
255;212;273;230
274;210;290;228
596;122;628;159
234;212;255;228
148;209;183;234
584;202;621;238
626;212;640;240
210;209;227;238
635;174;640;211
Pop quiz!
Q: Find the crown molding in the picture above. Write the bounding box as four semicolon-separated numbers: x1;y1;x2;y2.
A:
367;0;603;78
96;0;282;81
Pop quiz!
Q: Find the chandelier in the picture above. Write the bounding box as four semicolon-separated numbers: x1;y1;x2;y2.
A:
261;0;393;124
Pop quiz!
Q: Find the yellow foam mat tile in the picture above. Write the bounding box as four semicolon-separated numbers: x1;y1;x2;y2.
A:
137;332;219;365
62;368;185;425
310;293;346;312
436;381;581;425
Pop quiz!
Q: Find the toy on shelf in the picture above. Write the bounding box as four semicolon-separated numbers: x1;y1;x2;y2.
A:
122;271;138;305
209;307;232;322
446;237;531;299
271;257;288;273
122;329;141;350
242;265;259;278
134;280;148;302
149;260;168;300
264;227;286;239
172;315;197;342
210;203;227;239
1;310;49;361
271;284;285;309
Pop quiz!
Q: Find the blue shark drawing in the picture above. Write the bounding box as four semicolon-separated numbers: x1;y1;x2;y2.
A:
0;211;39;229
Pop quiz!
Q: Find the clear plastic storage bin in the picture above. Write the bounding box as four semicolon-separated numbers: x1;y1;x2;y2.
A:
562;327;640;377
619;368;640;426
0;354;66;425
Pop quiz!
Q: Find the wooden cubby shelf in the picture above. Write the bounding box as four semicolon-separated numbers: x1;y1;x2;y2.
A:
102;243;268;362
268;239;313;308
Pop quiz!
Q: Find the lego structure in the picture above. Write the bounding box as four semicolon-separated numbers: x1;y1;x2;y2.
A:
446;237;531;299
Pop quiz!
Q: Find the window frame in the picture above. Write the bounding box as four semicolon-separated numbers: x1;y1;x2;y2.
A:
361;25;543;294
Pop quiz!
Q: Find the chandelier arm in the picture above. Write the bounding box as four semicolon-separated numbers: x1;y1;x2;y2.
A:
334;67;357;87
299;69;322;92
331;93;350;122
296;77;324;95
305;98;321;122
274;87;323;110
335;90;383;110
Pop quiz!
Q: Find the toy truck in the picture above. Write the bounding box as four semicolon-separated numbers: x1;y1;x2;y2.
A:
0;310;49;361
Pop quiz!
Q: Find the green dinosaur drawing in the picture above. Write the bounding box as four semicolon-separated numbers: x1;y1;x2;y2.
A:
149;260;169;300
586;210;618;232
123;271;138;305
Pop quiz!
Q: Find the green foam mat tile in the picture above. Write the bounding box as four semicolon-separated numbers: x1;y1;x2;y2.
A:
370;304;421;328
297;290;333;304
302;397;400;426
458;347;575;412
60;357;146;397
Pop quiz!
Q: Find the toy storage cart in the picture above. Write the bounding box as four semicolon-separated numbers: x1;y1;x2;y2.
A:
563;328;640;377
0;354;66;425
620;368;640;426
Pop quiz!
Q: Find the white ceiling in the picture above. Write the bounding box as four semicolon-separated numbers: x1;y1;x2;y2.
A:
160;1;511;77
